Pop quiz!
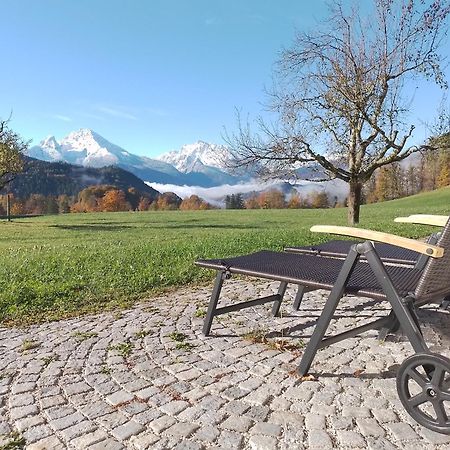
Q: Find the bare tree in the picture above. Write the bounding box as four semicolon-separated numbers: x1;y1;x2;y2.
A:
226;0;450;224
0;118;27;191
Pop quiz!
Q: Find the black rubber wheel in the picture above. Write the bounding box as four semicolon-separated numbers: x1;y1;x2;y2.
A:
397;353;450;435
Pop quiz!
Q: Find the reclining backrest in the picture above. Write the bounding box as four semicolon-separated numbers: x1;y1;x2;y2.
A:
415;216;450;302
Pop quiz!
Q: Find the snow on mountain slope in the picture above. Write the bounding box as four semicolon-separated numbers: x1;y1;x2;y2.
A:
27;129;179;174
26;129;239;186
157;141;230;173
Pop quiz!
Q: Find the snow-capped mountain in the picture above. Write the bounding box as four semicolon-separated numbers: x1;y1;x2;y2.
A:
158;141;230;173
27;129;242;187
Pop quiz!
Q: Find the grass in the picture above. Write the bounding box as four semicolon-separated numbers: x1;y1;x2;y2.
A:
0;432;26;450
108;341;133;358
20;339;40;352
0;186;449;326
72;331;99;341
243;328;305;353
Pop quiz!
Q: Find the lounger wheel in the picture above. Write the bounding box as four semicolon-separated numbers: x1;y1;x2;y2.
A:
397;353;450;435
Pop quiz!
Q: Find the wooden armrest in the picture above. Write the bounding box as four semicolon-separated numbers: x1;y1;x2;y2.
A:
394;214;449;227
310;225;444;258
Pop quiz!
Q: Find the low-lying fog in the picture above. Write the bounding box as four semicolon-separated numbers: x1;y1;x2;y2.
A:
146;179;348;207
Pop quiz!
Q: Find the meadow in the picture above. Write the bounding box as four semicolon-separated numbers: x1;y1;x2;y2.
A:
1;187;449;326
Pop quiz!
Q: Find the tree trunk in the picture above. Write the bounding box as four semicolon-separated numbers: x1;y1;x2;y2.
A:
347;181;362;225
6;192;11;222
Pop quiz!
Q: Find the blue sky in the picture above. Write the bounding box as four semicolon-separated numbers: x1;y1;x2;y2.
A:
2;0;449;157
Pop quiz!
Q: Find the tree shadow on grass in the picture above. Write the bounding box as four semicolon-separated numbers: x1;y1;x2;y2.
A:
163;224;262;230
50;224;135;231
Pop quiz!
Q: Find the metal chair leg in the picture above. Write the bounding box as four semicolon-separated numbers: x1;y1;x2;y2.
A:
272;281;288;317
293;285;306;311
298;247;360;376
202;271;226;336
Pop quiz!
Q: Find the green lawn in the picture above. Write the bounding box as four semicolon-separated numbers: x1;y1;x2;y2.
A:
1;187;449;325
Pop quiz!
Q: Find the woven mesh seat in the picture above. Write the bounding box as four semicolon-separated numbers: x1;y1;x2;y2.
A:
196;250;423;300
284;240;420;265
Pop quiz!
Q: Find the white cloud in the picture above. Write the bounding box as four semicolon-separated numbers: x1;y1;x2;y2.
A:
96;105;138;121
52;114;72;122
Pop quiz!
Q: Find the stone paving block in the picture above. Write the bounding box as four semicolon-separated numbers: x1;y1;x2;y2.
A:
59;420;98;441
71;429;110;449
386;422;421;441
269;411;304;426
305;413;326;430
51;411;86;431
111;420;145;441
164;421;199;439
63;381;92;396
9;404;39;420
22;424;54;444
221;385;248;401
89;438;126;450
248;434;278;450
96;411;129;429
177;368;202;381
177;405;204;422
40;394;66;409
160;400;190;416
307;429;334;449
223;399;250;415
193;425;221;443
366;436;398;450
8;393;34;408
245;405;270;422
133;408;164;425
26;435;65;450
336;430;367;448
129;431;160;449
81;400;115;419
11;382;36;394
133;385;160;401
15;415;46;432
371;408;398;424
173;441;204;450
250;422;282;437
342;406;372;418
420;427;450;445
150;415;178;434
356;418;386;437
217;429;243;448
221;414;254;433
106;390;135;406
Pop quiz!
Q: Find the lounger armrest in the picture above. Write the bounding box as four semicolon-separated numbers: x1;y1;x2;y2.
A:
310;225;444;258
394;214;449;227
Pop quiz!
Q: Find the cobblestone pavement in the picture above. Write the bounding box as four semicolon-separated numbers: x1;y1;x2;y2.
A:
1;280;450;450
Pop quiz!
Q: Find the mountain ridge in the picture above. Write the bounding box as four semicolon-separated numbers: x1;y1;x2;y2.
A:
27;129;240;187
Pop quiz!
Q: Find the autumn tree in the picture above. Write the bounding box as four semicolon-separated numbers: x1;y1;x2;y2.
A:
138;196;151;211
100;189;130;212
226;0;450;224
310;191;330;209
260;190;286;209
287;192;303;209
180;195;212;210
57;195;71;213
245;195;260;209
0;118;28;191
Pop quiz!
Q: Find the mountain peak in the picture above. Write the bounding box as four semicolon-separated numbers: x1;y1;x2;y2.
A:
40;135;59;148
158;141;230;173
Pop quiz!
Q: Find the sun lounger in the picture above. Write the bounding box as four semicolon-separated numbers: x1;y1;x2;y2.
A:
284;214;448;267
284;215;448;314
196;215;450;434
